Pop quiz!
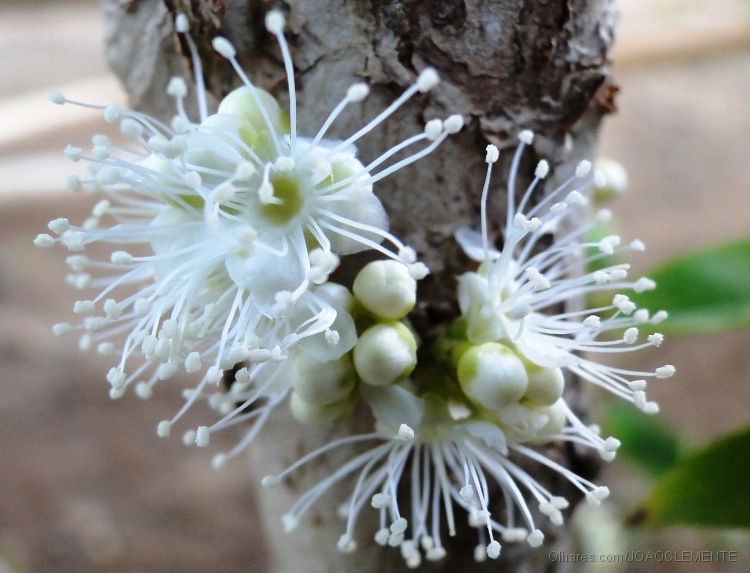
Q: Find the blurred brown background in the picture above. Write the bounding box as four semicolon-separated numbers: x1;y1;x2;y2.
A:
1;0;749;571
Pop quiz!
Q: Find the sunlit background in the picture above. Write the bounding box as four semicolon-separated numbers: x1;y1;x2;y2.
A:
1;0;749;571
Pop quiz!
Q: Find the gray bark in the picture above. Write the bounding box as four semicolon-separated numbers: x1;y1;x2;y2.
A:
103;1;617;571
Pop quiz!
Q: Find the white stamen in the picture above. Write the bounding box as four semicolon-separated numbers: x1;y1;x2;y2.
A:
212;37;236;58
655;365;675;378
485;144;499;164
534;160;549;179
397;424;415;441
575;160;591;177
346;83;370;102
265;10;285;34
416;68;440;92
175;13;189;33
195;426;210;447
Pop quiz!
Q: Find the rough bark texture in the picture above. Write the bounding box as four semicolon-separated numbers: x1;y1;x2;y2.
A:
103;1;617;571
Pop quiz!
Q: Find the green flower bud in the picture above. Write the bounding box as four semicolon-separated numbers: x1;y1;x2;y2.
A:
457;343;528;410
291;352;356;406
353;260;416;320
497;402;549;444
218;86;290;136
290;390;357;425
353;322;417;386
527;399;567;445
592;158;628;204
523;366;564;407
456;273;505;343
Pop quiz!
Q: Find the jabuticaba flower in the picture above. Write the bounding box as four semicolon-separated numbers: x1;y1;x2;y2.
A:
36;10;461;448
453;133;674;415
262;134;675;565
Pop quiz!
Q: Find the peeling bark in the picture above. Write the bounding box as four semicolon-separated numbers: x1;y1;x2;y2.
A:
103;1;617;571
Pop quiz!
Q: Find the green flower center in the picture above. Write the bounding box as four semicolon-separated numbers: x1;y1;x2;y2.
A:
259;172;305;226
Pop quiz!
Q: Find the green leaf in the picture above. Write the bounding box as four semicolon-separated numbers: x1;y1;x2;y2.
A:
630;239;750;335
603;402;684;477
640;426;750;528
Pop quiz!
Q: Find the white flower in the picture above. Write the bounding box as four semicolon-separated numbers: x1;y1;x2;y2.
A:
165;281;358;463
37;11;461;437
454;133;673;414
263;387;615;566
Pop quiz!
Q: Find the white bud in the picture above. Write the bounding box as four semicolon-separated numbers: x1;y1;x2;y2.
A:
353;323;417;386
523;367;564;407
291;353;356;406
593;158;628;202
353;260;416;320
289;391;356;425
457;343;528;410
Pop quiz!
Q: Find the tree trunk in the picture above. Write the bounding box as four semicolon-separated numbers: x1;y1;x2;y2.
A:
103;1;617;571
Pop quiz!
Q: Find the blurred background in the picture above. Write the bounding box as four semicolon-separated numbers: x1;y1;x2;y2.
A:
1;0;749;571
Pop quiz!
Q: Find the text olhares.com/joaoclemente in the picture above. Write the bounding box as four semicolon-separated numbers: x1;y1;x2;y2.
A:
549;550;738;564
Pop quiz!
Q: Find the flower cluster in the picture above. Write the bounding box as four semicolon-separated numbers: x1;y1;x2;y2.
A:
260;135;674;565
36;11;460;457
37;8;674;568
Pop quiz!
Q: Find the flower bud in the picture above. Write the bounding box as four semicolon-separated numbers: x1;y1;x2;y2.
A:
497;402;549;443
289;390;357;425
523;366;564;407
291;352;356;406
592;158;628;204
353;323;417;386
353;260;416;320
217;86;290;136
457;343;528;410
527;399;568;445
456;273;505;343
